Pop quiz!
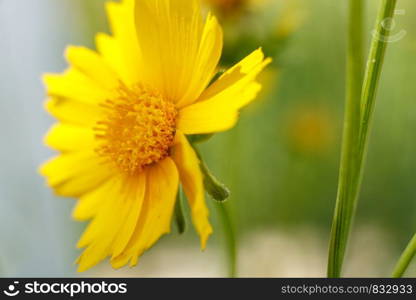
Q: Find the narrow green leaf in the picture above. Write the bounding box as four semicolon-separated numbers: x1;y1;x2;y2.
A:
327;0;397;278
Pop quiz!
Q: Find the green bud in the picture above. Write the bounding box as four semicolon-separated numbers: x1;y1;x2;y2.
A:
201;159;230;202
187;136;230;202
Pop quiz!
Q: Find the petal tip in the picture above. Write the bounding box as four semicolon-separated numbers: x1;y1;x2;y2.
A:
200;228;213;250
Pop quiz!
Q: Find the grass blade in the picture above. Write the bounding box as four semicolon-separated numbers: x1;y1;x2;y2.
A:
392;234;416;278
327;0;397;278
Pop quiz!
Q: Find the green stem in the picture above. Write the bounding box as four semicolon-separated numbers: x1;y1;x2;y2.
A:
359;0;397;153
327;0;397;277
392;234;416;278
327;0;365;278
216;202;237;278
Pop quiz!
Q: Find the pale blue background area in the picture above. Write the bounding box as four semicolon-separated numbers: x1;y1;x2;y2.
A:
0;0;99;277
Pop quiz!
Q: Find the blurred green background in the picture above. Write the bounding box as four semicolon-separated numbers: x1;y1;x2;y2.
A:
1;0;416;277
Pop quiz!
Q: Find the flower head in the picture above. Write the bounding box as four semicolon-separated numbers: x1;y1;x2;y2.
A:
41;0;270;271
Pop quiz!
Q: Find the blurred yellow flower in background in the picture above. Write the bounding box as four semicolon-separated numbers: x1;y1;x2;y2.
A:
273;1;304;41
286;105;336;156
205;0;266;17
40;0;270;272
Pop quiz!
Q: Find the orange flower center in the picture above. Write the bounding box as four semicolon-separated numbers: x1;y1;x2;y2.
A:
95;84;177;174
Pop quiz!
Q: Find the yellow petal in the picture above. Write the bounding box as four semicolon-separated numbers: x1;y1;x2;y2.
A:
134;0;222;105
76;173;146;272
200;48;270;102
65;46;120;89
105;0;142;84
176;13;223;108
111;157;179;268
172;131;212;249
45;97;102;127
176;99;240;134
40;152;113;198
111;175;147;258
73;177;120;223
72;185;107;222
177;49;271;134
95;33;125;82
44;123;95;152
43;68;110;105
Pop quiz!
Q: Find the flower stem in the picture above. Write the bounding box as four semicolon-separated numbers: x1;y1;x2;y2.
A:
392;234;416;278
358;0;397;153
327;0;397;278
216;202;237;278
189;142;236;277
327;0;365;278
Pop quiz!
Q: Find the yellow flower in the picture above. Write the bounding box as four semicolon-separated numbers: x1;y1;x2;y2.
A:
40;0;270;272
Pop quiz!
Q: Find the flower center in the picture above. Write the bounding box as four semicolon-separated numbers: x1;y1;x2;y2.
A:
95;84;177;174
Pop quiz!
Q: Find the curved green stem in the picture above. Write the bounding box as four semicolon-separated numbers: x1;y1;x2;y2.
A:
327;0;397;277
216;202;237;278
190;143;230;202
188;141;235;277
392;234;416;278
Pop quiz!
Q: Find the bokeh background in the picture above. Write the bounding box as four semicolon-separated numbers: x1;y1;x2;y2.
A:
1;0;416;277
